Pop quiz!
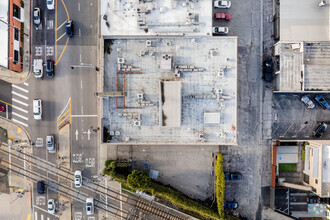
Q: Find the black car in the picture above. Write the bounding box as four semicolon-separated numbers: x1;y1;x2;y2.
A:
46;60;54;77
263;58;273;82
313;122;327;137
65;20;73;37
37;181;45;194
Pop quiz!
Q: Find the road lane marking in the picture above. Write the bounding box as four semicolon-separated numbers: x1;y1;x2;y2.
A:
61;0;70;19
13;119;28;127
81;106;83;114
0;99;12;106
80;54;82;63
12;105;28;113
12;112;28;120
56;32;67;42
12;84;29;93
35;212;37;220
81;80;83;89
41;214;43;220
12;91;28;100
79;28;81;36
71;115;98;117
55;37;69;65
78;2;80;11
12;98;28;106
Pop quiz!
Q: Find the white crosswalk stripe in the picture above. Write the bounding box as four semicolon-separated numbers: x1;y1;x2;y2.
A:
11;83;29;127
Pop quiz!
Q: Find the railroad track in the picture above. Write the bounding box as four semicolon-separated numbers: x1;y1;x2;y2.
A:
0;146;189;220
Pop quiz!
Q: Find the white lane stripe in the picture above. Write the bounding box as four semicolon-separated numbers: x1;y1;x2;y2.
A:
23;82;29;86
13;119;28;127
12;84;29;93
12;98;28;107
12;91;28;100
71;115;98;117
41;214;44;220
12;112;28;120
12;105;28;113
35;211;37;220
47;217;50;220
33;205;59;217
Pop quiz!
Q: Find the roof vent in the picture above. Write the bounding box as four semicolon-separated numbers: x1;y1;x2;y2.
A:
117;58;125;64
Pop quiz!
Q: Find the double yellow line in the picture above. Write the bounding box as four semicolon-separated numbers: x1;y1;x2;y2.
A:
54;0;70;65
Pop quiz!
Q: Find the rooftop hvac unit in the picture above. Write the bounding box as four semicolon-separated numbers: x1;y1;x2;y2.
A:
146;40;152;47
140;50;146;56
134;121;141;126
199;133;204;140
216;89;223;94
115;131;121;136
137;93;144;99
117;58;125;64
109;131;115;136
217;70;224;77
218;132;226;138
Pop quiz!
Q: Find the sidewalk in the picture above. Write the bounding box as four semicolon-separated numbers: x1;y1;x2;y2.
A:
0;116;31;146
0;0;31;84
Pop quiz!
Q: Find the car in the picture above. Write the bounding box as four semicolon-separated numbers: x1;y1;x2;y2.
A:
315;96;330;110
86;198;94;215
0;105;5;112
33;59;43;78
301;96;315;109
65;20;73;37
225;172;242;180
48;199;55;214
212;26;229;35
37;181;45;194
33;8;41;25
46;0;55;10
313;122;327;137
74;170;82;188
214;13;231;21
46;60;54;77
224;201;239;209
46;135;55;152
263;58;273;82
33;99;42;120
214;0;231;8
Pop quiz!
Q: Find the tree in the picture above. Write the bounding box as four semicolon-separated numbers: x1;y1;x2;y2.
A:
127;170;151;189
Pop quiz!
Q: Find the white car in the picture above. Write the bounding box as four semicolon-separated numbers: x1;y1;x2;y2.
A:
301;95;315;109
74;170;82;188
33;8;41;25
33;59;43;78
214;0;231;8
48;199;55;214
46;0;55;10
212;26;229;35
33;99;42;120
86;198;94;215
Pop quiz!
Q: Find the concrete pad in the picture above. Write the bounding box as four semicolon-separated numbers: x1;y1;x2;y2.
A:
58;123;71;170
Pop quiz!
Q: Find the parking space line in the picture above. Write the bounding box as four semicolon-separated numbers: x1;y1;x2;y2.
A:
12;98;28;107
13;119;28;127
279;123;293;138
12;91;28;100
272;123;280;135
273;98;281;109
292;124;306;138
12;105;28;113
305;126;315;137
281;95;295;111
12;112;28;121
12;84;29;93
23;82;29;86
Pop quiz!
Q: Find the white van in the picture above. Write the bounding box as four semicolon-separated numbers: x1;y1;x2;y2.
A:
33;59;43;78
33;99;42;120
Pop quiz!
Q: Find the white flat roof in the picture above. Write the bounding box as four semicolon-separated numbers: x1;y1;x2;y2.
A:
0;1;9;68
280;0;330;41
161;81;182;127
101;0;212;36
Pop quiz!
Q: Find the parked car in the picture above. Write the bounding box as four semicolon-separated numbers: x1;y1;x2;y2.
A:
224;201;239;209
33;8;41;25
86;198;94;215
225;172;242;180
315;96;330;109
214;0;231;8
46;0;55;10
212;26;229;35
214;13;231;21
37;181;45;194
33;59;43;78
0;105;5;112
47;199;55;214
263;58;273;82
46;60;54;77
313;122;327;137
301;96;315;109
74;170;82;188
65;20;73;37
46;135;55;152
33;99;42;120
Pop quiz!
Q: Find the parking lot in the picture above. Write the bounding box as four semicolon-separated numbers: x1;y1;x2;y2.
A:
275;188;307;215
272;93;330;140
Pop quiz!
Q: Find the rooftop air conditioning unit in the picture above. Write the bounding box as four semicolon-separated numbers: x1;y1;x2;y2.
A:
137;93;144;99
216;89;223;94
117;58;125;64
217;70;224;77
134;121;141;126
146;40;152;47
199;133;204;140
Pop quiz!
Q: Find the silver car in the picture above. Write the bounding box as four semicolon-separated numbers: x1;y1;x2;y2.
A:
74;170;82;188
46;135;55;152
301;95;315;109
33;8;41;25
48;199;55;214
86;197;94;215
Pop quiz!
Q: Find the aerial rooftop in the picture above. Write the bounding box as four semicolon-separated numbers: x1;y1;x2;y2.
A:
102;36;238;145
101;0;212;36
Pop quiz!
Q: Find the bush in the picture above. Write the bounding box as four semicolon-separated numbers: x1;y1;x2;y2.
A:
127;170;152;189
215;153;225;218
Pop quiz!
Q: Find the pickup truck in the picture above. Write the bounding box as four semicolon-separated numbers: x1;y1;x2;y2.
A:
33;59;43;78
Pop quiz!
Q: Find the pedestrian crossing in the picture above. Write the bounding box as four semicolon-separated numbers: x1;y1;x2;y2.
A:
34;212;50;220
11;83;29;127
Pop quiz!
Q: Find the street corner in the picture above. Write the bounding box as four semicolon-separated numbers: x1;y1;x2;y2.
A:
0;117;31;147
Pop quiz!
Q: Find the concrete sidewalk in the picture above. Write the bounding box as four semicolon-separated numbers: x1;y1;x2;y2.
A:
0;116;31;147
0;0;31;84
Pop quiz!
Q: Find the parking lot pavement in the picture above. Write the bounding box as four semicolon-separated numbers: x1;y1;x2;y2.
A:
275;188;307;215
272;93;330;140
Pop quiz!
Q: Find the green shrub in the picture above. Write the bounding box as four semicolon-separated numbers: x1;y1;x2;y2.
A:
104;159;113;168
215;153;225;218
127;170;152;189
301;145;306;161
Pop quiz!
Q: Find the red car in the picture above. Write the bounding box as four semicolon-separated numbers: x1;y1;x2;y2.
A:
0;105;5;112
214;13;231;21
